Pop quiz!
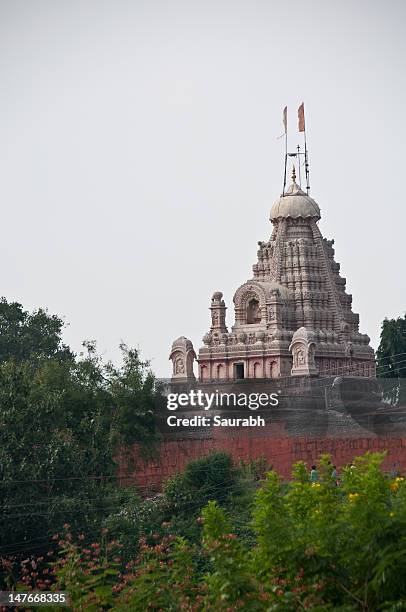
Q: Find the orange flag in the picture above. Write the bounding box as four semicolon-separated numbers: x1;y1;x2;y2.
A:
298;102;305;132
283;106;287;134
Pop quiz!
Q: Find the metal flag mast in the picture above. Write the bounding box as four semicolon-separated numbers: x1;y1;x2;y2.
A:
298;101;310;194
282;106;288;196
281;102;311;195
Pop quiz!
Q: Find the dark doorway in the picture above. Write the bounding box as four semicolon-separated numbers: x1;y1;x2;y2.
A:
234;363;245;380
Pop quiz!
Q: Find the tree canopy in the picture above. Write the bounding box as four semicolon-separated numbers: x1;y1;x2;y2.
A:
0;298;73;363
0;298;162;552
377;314;406;378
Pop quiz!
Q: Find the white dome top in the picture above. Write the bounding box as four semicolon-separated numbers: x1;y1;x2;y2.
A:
270;169;320;221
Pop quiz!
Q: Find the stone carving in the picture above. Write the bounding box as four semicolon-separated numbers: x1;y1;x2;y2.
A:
210;291;228;333
238;332;247;344
345;342;354;358
174;166;375;381
174;356;185;374
247;298;261;324
169;337;196;382
308;344;316;367
289;327;319;377
268;306;275;321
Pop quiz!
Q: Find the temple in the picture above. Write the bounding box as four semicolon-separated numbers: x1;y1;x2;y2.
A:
170;165;375;382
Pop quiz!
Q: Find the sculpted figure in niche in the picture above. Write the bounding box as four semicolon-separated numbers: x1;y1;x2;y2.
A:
297;348;305;366
268;306;275;321
175;356;185;375
212;310;219;324
247;298;261;324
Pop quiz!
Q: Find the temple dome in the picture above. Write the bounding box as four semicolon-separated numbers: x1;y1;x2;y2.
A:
291;326;317;345
270;168;320;221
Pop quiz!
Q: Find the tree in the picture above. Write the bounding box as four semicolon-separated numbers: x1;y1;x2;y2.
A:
0;298;73;363
0;301;162;556
376;314;406;405
104;451;244;561
377;314;406;378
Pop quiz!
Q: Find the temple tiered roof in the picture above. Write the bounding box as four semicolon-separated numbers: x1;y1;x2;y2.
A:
170;165;375;382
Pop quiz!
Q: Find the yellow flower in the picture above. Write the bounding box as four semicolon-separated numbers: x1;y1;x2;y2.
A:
396;477;404;482
311;483;321;488
348;493;360;502
390;482;399;492
389;512;395;517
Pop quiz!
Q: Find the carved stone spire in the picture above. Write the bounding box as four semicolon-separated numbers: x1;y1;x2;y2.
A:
179;145;376;381
210;292;228;333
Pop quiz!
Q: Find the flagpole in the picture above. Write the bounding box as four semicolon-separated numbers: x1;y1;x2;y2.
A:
304;130;310;194
297;145;302;187
282;106;287;196
298;102;310;195
283;143;287;196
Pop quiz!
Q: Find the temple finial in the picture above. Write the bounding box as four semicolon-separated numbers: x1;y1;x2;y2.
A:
291;165;296;183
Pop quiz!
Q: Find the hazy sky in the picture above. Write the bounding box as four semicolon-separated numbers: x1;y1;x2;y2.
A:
0;0;405;377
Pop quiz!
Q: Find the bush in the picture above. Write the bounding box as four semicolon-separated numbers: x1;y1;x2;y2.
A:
103;452;246;562
6;452;406;610
164;451;239;512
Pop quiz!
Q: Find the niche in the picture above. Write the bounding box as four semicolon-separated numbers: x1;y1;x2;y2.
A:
247;298;261;324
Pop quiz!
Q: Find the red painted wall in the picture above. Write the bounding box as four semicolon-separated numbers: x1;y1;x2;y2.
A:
117;428;406;493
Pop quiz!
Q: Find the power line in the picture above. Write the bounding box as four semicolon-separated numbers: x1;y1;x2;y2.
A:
0;479;257;555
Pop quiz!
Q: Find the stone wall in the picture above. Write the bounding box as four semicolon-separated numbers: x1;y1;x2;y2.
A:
118;377;406;492
117;432;406;493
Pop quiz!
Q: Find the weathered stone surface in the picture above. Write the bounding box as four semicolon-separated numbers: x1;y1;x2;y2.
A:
169;336;196;382
118;435;406;490
171;167;375;382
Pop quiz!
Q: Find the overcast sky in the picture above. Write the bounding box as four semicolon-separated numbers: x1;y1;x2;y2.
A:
0;0;405;377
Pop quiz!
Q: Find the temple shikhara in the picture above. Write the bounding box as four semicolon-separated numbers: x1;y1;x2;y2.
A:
170;116;375;384
139;111;403;487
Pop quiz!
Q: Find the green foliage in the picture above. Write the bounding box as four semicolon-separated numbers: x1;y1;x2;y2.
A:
3;452;406;610
239;456;270;481
103;493;166;563
100;489;143;560
0;301;161;555
251;452;406;610
377;314;406;378
201;501;262;610
0;298;73;363
104;343;165;448
377;314;406;405
51;526;122;610
104;451;245;561
115;534;201;611
174;451;238;507
183;451;235;489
